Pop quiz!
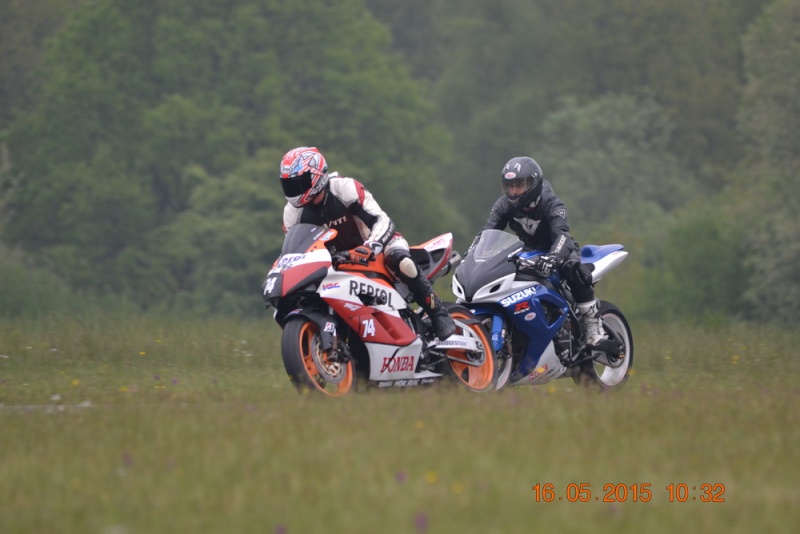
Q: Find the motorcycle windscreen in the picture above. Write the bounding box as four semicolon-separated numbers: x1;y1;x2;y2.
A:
281;223;330;254
457;230;521;301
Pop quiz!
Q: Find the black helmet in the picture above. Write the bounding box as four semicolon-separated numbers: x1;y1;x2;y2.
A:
501;156;543;208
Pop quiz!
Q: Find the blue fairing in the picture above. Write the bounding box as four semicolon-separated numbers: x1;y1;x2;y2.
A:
507;284;569;382
469;285;569;383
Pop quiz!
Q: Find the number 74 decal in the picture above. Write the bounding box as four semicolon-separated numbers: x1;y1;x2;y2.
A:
361;318;376;337
263;277;277;295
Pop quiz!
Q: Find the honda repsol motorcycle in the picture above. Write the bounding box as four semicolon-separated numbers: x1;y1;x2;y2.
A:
263;224;498;396
451;229;633;391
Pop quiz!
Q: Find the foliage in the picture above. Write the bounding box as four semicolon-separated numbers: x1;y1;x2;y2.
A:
2;0;458;312
154;156;288;315
0;0;86;131
537;93;694;225
640;204;749;322
736;0;800;323
1;0;796;323
420;0;770;223
0;249;77;318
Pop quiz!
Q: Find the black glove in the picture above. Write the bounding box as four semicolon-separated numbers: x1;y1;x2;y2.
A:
528;255;557;276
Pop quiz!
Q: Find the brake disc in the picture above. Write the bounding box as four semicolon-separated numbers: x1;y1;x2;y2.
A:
311;339;345;384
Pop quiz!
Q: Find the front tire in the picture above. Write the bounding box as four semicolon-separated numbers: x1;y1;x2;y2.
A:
442;304;498;392
572;301;633;390
281;318;355;397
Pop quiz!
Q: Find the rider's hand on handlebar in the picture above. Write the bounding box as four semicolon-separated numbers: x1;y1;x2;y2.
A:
534;255;557;276
347;246;372;264
347;240;383;264
520;254;557;276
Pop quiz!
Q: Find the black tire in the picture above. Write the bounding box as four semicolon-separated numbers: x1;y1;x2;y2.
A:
441;304;498;392
281;317;355;397
572;301;633;390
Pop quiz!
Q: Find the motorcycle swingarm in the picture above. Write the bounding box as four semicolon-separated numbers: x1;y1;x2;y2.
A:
571;333;625;366
427;333;486;367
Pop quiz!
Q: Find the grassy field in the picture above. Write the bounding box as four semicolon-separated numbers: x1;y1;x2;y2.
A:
1;312;798;534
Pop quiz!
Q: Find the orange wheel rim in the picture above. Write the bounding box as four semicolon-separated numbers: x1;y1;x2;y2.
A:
447;311;495;390
298;322;354;397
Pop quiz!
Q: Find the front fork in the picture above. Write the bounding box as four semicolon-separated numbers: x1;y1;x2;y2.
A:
283;305;353;364
483;314;513;368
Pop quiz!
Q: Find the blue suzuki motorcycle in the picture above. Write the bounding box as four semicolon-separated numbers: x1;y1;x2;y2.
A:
451;229;633;390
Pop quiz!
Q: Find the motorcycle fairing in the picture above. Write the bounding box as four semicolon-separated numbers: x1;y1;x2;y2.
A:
321;271;417;346
469;300;566;385
509;340;566;385
367;338;425;381
507;283;570;383
264;247;332;298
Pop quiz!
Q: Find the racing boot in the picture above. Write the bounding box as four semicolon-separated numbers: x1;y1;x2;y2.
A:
422;292;456;341
578;299;605;347
388;250;456;340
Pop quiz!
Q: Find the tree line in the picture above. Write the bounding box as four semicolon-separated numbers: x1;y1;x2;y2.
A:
0;0;798;323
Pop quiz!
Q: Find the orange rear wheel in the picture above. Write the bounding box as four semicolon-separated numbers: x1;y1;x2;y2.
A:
443;305;497;392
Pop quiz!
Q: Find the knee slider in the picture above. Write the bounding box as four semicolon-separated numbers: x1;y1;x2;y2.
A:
385;249;419;279
398;257;418;279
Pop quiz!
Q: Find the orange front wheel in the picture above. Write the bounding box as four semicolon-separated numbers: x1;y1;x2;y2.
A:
281;318;355;397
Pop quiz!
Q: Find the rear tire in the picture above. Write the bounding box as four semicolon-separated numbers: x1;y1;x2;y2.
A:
281;318;355;397
442;304;498;392
572;301;633;390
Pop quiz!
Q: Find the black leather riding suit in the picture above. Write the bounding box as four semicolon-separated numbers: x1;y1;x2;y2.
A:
477;180;595;303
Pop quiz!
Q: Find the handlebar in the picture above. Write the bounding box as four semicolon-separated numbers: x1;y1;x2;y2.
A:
331;251;370;267
515;254;557;278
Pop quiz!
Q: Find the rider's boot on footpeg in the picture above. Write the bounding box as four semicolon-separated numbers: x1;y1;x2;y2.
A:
578;299;605;347
424;293;456;341
395;255;456;341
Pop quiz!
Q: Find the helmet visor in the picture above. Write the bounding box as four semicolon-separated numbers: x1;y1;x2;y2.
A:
281;171;313;198
502;176;534;199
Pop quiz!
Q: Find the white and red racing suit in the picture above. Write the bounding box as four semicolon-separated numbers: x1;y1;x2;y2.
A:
282;172;455;339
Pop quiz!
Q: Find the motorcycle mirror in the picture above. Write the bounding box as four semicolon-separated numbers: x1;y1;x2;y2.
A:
507;246;523;261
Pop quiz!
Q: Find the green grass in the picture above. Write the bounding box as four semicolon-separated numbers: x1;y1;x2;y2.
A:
1;313;798;533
